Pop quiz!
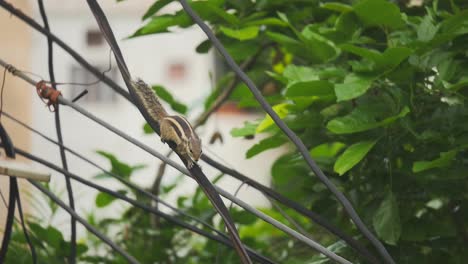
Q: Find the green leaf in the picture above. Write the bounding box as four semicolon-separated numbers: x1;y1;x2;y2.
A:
256;103;289;133
243;18;288;27
95;190;127;208
220;26;260;41
334;73;374;102
285;80;335;101
246;134;285;158
417;15;438;42
195;39;212;53
321;2;353;13
142;0;173;20
334;140;377;175
373;191;401;245
301;26;339;62
310;142;346;158
310;142;346;165
143;123;154;134
327;106;410;134
152;85;187;114
96;150;146;178
230;121;257;137
131;13;191;37
283;65;320;82
266;31;304;54
353;0;404;29
341;44;412;72
412;150;457;173
224;41;259;61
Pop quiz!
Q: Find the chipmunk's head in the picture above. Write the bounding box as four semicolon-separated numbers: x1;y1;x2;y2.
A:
188;134;202;162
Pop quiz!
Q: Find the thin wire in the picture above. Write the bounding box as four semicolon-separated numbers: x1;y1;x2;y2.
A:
16;190;38;264
13;147;273;264
36;1;76;262
0;56;374;264
177;1;394;263
0;58;353;263
30;181;140;264
0;5;377;262
49;48;114;87
0;1;133;103
0;67;7;121
2;111;223;238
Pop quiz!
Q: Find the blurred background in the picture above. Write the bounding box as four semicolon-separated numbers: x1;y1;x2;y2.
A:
0;0;281;240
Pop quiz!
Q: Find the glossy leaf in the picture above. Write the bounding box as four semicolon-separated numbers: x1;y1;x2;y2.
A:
327;106;410;134
220;26;260;41
373;191;401;245
152;85;187;114
246;134;285;158
334;140;377;175
353;0;404;29
412;150;457;173
334;73;374;101
256;103;289;133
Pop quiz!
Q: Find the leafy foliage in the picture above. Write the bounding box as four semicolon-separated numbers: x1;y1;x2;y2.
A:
9;0;468;263
132;0;468;262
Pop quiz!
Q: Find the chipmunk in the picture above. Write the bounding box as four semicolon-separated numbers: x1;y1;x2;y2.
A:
131;79;202;168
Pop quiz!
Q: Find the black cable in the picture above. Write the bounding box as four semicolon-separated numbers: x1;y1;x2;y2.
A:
0;110;350;263
36;1;77;262
0;124;18;263
0;6;376;260
16;191;38;264
202;155;378;263
85;1;252;262
2;111;223;238
0;0;133;103
0;57;374;263
177;1;394;263
10;146;274;264
29;181;140;264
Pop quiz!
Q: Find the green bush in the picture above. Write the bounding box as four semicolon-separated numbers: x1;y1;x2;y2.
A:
9;0;468;263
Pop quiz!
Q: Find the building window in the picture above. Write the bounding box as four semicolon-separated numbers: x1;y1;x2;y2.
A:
86;29;104;47
69;65;118;103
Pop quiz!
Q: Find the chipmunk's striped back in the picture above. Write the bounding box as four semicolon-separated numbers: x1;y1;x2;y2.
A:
131;79;168;122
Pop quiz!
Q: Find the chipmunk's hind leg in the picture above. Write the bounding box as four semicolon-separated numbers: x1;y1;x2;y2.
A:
160;118;182;146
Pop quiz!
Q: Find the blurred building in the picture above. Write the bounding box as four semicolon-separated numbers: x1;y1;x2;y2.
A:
0;0;283;241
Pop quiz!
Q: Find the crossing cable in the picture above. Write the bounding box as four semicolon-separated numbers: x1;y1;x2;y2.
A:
177;1;394;263
36;1;77;261
85;1;252;261
0;58;352;264
0;4;378;262
29;180;140;264
9;146;275;264
0;0;132;103
2;111;224;239
0;124;36;263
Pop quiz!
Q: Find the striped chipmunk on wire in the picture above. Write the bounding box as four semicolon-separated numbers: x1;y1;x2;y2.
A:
131;79;202;169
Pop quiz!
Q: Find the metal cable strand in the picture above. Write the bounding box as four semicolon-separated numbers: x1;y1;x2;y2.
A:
29;181;140;264
2;111;223;238
0;123;18;263
16;191;38;264
177;1;394;263
36;1;76;261
0;0;132;103
201;155;378;263
0;5;378;260
0;58;354;263
12;147;275;264
84;2;252;262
